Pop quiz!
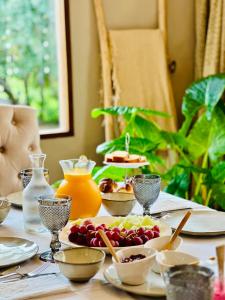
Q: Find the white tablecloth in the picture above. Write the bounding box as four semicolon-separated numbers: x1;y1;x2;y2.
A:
1;192;225;300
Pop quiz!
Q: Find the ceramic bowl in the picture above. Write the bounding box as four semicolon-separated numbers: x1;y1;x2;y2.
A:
101;192;136;216
156;250;199;274
112;246;156;285
144;235;183;273
0;198;11;224
54;247;105;282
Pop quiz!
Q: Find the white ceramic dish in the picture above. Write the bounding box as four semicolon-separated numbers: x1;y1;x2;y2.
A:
59;216;172;254
7;191;23;208
101;192;136;216
104;264;165;297
163;210;225;236
103;161;149;168
144;235;183;273
54;247;105;282
156;250;199;274
0;237;39;268
112;246;156;285
0;199;11;223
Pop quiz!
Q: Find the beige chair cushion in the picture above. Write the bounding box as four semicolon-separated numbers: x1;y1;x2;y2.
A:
0;105;41;196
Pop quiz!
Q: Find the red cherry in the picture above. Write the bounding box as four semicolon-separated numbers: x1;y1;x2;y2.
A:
153;225;160;232
100;223;106;228
153;231;160;238
137;227;145;235
114;241;119;247
106;231;113;239
140;234;149;243
87;224;95;231
68;232;78;243
76;236;85;245
133;237;144;245
96;225;104;231
83;219;92;226
92;238;100;247
112;227;120;233
70;225;79;234
90;238;95;247
79;225;87;234
112;232;120;241
109;240;116;247
98;240;106;247
124;238;133;246
145;230;154;239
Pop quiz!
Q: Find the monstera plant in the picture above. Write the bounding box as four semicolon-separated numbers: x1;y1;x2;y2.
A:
92;74;225;210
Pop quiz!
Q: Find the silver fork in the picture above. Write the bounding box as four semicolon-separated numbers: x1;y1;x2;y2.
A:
0;262;56;283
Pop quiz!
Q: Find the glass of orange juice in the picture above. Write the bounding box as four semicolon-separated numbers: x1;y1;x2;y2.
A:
56;156;101;220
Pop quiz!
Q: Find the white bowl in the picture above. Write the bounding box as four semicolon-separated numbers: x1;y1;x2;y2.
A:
101;192;136;216
0;199;11;224
156;250;199;274
144;235;183;273
112;246;156;285
54;247;105;282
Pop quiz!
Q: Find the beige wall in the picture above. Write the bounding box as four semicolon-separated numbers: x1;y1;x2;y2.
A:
41;0;195;182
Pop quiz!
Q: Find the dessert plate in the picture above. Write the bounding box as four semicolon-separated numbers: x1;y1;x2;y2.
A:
103;161;149;168
7;191;23;208
59;215;172;254
163;210;225;236
104;264;165;297
0;237;39;268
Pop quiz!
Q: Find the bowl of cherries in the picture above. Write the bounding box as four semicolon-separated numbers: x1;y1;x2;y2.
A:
65;216;165;253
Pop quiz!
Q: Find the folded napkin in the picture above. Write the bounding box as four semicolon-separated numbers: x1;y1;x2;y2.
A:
0;274;72;300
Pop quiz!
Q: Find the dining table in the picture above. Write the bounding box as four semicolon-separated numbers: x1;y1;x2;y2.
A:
1;191;225;300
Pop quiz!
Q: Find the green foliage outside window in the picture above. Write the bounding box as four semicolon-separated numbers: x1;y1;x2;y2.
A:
0;0;59;126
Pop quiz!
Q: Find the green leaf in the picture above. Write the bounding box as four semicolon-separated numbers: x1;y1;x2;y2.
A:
186;107;225;162
211;183;225;210
93;165;128;183
211;162;225;182
91;106;170;119
131;115;163;144
164;169;191;199
96;136;158;155
160;131;187;149
182;74;225;120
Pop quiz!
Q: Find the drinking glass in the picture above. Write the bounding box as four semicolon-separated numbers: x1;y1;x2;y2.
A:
164;265;214;300
131;174;161;215
38;194;71;262
19;168;49;188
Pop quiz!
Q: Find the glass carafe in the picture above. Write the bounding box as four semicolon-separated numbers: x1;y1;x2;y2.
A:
23;153;54;233
56;157;101;219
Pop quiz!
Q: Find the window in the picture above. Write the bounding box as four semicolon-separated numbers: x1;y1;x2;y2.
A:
0;0;73;137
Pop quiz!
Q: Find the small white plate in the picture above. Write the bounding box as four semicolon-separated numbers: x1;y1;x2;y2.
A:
7;191;23;208
104;264;165;297
0;237;39;268
103;161;149;169
59;216;172;254
163;210;225;236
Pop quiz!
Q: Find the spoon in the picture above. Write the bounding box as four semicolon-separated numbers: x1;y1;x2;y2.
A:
162;210;192;250
98;229;120;263
216;244;225;292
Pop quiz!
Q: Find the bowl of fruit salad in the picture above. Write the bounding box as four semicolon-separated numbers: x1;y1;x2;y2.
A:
59;216;172;254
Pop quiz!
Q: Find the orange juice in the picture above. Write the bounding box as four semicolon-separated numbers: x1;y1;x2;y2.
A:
56;173;101;220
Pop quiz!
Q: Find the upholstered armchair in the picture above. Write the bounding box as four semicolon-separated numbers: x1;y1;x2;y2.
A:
0;105;41;196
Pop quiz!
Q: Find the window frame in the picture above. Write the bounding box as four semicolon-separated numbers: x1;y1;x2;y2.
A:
41;0;74;139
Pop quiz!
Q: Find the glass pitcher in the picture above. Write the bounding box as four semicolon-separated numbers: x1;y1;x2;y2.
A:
56;156;101;219
23;153;54;233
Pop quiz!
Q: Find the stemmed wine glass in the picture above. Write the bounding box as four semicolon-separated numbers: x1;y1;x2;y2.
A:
131;174;161;216
38;194;71;262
